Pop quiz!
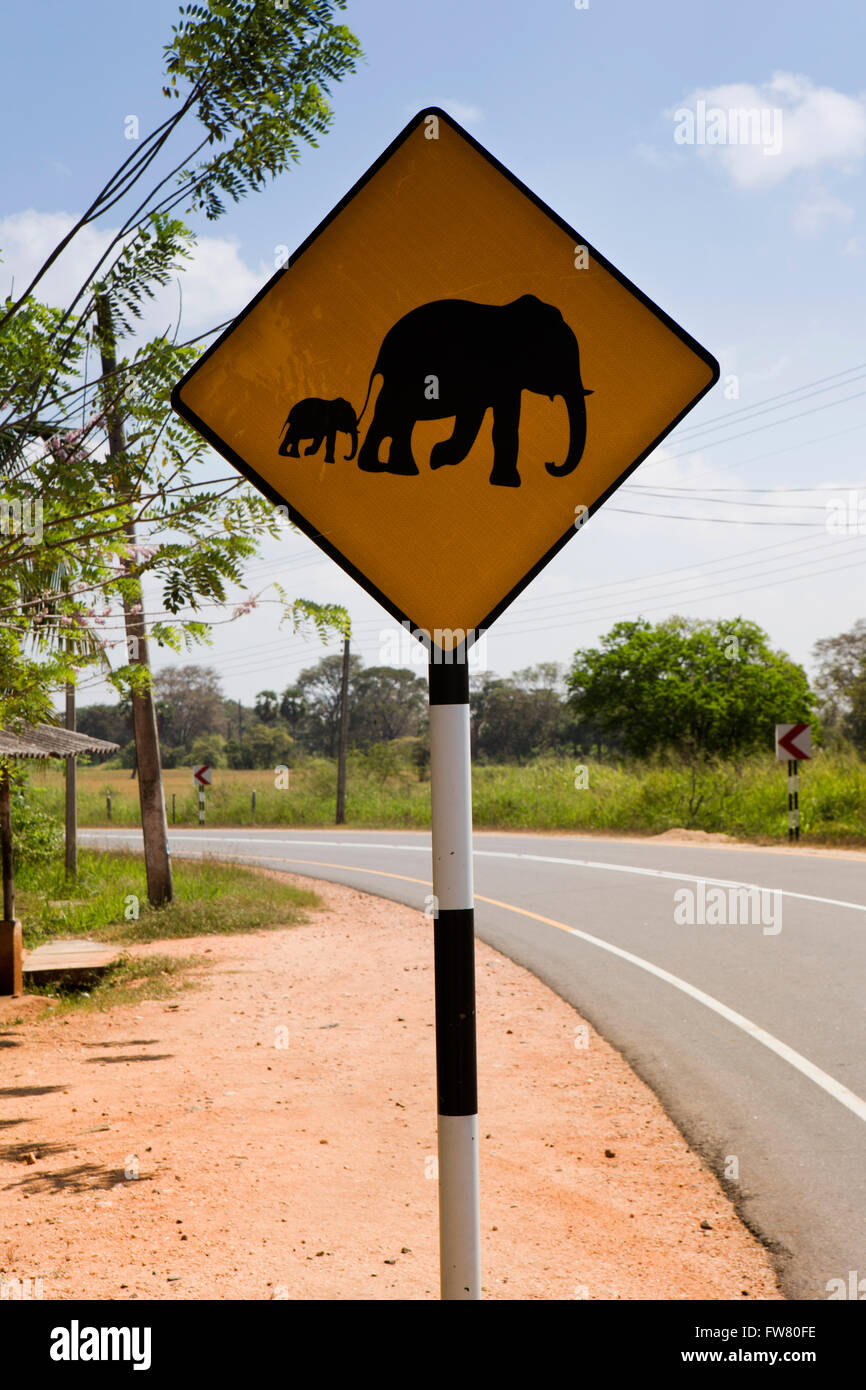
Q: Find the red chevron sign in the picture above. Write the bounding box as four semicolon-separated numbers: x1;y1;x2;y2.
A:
775;724;811;761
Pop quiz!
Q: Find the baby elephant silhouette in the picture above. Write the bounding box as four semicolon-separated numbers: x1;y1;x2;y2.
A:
278;396;358;464
355;294;592;487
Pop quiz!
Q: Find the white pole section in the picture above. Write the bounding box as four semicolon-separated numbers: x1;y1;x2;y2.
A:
428;656;481;1300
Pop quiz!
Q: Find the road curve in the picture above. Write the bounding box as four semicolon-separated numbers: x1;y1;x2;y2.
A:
83;826;866;1300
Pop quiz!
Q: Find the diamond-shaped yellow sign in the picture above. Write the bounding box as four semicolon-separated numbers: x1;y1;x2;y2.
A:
172;108;718;651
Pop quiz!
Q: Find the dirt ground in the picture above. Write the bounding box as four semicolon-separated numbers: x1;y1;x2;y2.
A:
0;874;782;1301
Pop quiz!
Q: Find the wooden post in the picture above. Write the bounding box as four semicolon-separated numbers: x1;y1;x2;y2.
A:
65;679;77;875
0;767;22;996
96;291;173;906
336;637;350;825
1;768;14;921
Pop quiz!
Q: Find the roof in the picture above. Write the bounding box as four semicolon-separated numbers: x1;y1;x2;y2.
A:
0;723;120;759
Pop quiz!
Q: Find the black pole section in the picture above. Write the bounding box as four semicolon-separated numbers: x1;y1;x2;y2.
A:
428;659;476;1115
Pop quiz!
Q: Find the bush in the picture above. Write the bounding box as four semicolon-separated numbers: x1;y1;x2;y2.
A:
11;791;63;865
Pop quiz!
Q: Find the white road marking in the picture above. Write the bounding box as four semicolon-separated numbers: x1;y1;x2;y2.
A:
84;830;866;1122
89;831;866;914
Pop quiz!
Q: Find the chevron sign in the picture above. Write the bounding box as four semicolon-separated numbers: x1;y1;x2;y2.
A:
775;724;811;761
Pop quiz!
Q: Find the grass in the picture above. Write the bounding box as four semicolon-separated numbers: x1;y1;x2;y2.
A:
27;952;202;1016
22;748;866;845
17;850;322;949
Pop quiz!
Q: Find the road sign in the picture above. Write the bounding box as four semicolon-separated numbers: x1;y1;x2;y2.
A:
171;107;718;655
193;765;212;787
172;107;720;1304
776;724;811;761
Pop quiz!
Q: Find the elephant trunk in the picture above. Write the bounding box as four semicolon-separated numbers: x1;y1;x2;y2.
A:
345;427;358;461
545;386;592;477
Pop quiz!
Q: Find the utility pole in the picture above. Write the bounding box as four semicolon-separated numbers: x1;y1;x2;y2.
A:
64;678;77;876
96;291;172;905
335;636;350;824
238;699;243;740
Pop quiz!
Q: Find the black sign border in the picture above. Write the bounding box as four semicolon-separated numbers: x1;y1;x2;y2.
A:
171;106;720;657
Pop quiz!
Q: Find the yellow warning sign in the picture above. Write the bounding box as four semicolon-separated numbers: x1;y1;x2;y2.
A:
172;108;718;651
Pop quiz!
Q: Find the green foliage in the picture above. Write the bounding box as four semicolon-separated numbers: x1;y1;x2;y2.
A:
25;747;866;843
16;849;321;948
471;663;574;762
164;1;362;220
813;619;866;752
567;617;817;760
10;781;63;865
0;2;360;728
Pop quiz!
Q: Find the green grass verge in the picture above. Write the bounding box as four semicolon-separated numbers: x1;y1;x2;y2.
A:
17;850;322;949
27;952;202;1016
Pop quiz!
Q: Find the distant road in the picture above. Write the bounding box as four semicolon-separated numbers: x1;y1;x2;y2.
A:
84;826;866;1300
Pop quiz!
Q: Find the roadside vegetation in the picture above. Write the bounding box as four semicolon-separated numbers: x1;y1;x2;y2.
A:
23;615;866;846
17;850;321;949
21;744;866;845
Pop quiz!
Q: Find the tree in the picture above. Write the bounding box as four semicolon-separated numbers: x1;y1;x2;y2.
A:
76;702;132;751
470;665;573;762
566;617;816;760
156;665;226;749
350;666;427;745
295;651;362;755
0;2;360;898
279;685;306;737
813;620;866;751
255;690;280;723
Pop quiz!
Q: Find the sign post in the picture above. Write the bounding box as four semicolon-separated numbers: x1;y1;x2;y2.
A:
429;658;480;1297
193;765;212;826
775;724;811;841
171;107;719;1299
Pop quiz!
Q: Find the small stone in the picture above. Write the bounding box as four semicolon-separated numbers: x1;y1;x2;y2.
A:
401;1247;411;1254
604;1149;616;1158
384;1258;396;1265
24;1152;37;1165
700;1219;713;1230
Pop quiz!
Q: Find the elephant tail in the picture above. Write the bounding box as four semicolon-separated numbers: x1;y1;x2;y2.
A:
354;362;381;431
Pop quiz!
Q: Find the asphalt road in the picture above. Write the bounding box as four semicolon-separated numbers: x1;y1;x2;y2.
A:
84;826;866;1300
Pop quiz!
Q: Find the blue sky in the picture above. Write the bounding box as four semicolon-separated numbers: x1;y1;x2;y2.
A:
2;0;865;704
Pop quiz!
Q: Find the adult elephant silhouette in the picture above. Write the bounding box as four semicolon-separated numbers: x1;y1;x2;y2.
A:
355;295;592;487
278;396;357;464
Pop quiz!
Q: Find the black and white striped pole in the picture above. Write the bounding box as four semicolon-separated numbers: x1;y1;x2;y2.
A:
788;758;799;843
428;655;481;1300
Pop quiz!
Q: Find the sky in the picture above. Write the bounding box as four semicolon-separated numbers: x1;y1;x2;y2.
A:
1;0;865;706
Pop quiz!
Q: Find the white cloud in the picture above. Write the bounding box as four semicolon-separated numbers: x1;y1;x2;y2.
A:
792;195;854;238
440;100;483;125
668;72;866;189
0;208;262;343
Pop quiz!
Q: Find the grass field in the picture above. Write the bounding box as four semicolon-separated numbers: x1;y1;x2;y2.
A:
23;749;866;845
17;850;322;949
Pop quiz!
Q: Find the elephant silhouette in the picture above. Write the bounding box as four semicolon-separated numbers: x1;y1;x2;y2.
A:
277;396;358;464
355;295;592;487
